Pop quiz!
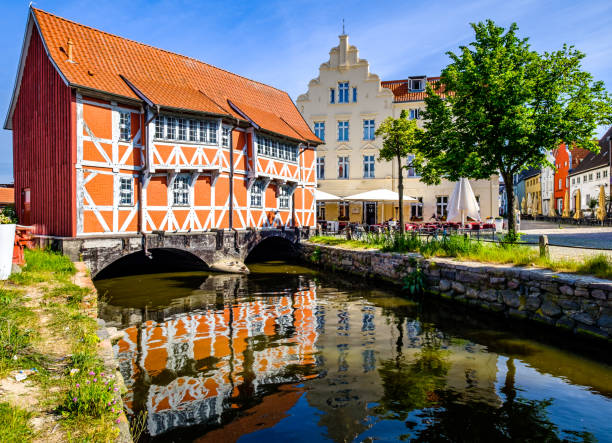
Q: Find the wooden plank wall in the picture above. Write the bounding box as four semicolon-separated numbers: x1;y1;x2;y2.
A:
12;29;75;236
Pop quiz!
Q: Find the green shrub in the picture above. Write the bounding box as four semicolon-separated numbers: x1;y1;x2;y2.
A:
402;267;425;295
0;402;34;442
61;370;122;421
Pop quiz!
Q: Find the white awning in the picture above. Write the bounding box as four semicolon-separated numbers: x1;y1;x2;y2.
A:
314;189;342;201
344;188;418;203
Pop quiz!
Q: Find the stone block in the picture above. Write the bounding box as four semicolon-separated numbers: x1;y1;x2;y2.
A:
556;316;575;330
576;325;609;340
507;279;520;289
466;287;479;299
490;277;506;287
485;302;505;312
558;285;574;296
557;299;579;311
440;279;451;292
574;288;589;297
479;289;498;302
591;289;606;300
541;300;561;318
524;295;541;311
451;281;465;294
441;270;456;280
532;313;556;326
598;314;612;329
571;312;595;326
500;290;520;308
541;283;558;294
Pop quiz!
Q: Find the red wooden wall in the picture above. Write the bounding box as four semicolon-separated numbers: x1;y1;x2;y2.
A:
12;29;75;236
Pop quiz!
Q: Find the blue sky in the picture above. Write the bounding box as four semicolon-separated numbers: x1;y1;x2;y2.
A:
1;0;611;183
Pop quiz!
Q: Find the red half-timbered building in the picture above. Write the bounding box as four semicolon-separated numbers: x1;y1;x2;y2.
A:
5;8;320;237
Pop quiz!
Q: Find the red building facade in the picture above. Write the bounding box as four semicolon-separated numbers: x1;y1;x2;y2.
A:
6;8;320;237
552;143;590;213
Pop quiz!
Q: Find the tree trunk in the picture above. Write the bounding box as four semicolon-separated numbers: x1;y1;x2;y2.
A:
397;155;405;234
502;171;516;237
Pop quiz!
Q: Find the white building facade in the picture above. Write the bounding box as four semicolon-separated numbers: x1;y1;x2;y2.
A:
297;34;499;224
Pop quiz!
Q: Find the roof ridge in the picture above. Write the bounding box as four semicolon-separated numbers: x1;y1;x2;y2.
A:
31;7;289;95
382;76;441;84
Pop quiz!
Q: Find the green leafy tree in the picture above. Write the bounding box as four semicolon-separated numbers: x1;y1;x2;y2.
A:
414;20;612;238
375;111;424;232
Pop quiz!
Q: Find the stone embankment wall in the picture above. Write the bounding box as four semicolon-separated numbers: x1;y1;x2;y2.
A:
301;243;612;342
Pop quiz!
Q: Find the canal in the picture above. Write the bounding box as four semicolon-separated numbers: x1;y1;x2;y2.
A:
95;260;612;442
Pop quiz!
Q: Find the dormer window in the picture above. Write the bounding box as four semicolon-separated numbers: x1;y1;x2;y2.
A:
408;76;427;92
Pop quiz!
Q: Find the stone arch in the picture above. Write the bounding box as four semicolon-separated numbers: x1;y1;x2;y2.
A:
243;231;299;263
92;247;211;280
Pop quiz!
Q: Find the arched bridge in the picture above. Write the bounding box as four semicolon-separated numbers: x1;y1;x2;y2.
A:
46;228;312;278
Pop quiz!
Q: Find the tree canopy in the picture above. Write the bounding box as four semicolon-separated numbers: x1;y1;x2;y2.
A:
412;19;611;234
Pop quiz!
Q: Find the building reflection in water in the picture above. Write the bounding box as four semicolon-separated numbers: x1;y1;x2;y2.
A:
101;272;503;441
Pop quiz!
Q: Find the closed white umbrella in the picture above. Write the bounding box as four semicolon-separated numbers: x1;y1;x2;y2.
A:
344;189;418;202
314;189;342;201
446;178;480;225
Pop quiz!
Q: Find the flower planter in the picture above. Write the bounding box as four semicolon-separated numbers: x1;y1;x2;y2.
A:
494;219;503;232
0;224;16;279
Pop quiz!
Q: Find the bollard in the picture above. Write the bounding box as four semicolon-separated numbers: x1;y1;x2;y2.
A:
539;235;549;258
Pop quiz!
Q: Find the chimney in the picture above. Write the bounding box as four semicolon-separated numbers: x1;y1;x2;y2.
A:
67;38;74;62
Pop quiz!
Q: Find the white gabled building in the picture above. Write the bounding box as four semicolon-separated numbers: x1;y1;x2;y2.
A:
568;128;611;213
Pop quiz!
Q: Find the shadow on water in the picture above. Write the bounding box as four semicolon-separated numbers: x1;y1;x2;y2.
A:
95;261;612;443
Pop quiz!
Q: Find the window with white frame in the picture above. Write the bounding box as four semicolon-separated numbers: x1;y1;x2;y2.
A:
409;108;421;120
222;126;231;148
279;185;291;209
558;178;562;189
338;82;349;103
410;78;424;91
317;157;325;179
255;135;298;162
314;122;325;141
165;116;177;140
363;120;375;140
119;177;133;206
119;111;131;142
250;180;265;207
436;196;448;217
363;155;375;178
338;156;349;179
177;118;187;141
352;87;358;102
338;121;349;141
154;114;219;144
173;175;190;206
154;116;164;139
597;171;601;179
589;173;593;181
576;176;580;184
406;154;419;177
604;170;608;178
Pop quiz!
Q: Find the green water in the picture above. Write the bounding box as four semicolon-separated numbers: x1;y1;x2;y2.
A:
96;261;612;442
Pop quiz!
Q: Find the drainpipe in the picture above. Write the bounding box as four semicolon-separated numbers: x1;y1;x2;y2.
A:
140;104;159;258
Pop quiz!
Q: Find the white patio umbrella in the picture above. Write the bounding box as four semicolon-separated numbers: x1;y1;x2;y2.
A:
314;189;342;201
446;178;480;225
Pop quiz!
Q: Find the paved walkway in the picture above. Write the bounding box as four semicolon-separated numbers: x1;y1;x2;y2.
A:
518;220;612;260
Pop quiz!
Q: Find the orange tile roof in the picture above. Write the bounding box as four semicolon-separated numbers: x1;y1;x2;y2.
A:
381;77;446;102
0;187;14;204
30;8;319;144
